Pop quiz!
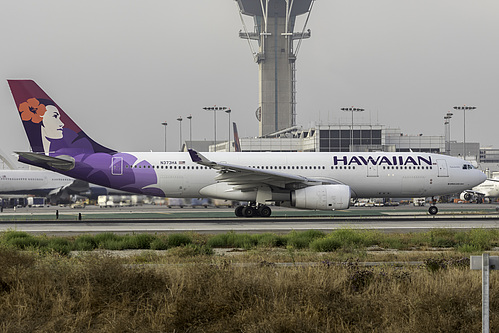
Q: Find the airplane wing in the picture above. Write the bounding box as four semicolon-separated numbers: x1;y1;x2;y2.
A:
46;179;90;204
188;149;341;190
462;189;485;196
48;181;88;196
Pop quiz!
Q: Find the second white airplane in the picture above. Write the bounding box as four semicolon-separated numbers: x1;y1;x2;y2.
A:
8;80;487;217
460;178;499;203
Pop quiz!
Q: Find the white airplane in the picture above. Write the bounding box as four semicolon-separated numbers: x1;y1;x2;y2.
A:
460;178;499;203
0;168;130;205
8;80;487;217
0;169;88;204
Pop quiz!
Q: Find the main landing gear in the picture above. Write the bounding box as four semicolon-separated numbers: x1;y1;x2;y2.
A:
235;203;272;218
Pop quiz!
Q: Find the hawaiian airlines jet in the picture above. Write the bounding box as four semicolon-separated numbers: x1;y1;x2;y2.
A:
7;80;486;217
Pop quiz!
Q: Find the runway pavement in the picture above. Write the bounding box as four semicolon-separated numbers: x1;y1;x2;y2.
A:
1;203;499;235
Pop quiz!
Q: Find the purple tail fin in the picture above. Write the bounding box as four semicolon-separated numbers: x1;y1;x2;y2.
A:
233;122;241;152
8;80;115;156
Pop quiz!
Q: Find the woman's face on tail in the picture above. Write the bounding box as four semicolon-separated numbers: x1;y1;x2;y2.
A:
42;105;64;139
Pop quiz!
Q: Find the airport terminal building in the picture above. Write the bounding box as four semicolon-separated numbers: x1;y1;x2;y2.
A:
196;124;499;174
210;124;443;154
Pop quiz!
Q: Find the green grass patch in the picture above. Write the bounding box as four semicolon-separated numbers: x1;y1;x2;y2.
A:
167;233;192;247
253;233;286;247
286;230;325;249
1;228;499;255
150;238;169;250
73;235;98;251
206;232;257;249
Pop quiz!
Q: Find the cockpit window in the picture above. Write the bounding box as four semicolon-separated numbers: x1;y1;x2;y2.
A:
462;164;473;170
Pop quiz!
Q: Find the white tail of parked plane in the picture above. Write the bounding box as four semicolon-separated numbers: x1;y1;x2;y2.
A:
0;150;16;170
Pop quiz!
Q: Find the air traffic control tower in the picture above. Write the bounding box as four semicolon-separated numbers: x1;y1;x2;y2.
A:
235;0;314;136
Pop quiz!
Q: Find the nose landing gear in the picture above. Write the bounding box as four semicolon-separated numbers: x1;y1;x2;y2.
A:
428;205;438;215
428;196;438;215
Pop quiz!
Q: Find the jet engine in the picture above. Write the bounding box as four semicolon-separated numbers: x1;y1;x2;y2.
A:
291;184;351;210
460;191;473;201
459;191;484;203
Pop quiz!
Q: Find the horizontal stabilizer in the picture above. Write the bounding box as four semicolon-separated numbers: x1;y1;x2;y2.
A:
15;152;75;171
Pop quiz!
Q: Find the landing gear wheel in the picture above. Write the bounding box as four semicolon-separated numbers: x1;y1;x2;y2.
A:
428;206;438;215
258;205;272;217
242;206;257;217
235;205;244;217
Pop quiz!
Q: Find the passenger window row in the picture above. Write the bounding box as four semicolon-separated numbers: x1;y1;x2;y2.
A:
0;178;44;181
124;164;433;171
331;166;356;170
249;166;326;170
126;164;332;171
382;166;433;170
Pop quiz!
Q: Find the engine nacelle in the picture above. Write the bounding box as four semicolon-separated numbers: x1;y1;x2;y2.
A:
291;185;351;210
199;183;257;201
460;191;473;201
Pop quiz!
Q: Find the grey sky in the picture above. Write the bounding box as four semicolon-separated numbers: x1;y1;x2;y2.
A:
1;0;498;168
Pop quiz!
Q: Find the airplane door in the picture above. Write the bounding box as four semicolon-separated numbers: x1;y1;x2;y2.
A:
111;157;123;176
367;164;379;177
436;159;448;177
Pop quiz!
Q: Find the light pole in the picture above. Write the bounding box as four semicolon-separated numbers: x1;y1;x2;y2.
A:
177;116;183;152
203;106;229;152
187;115;192;147
453;105;476;159
443;112;453;155
225;109;231;152
341;107;365;151
161;121;168;152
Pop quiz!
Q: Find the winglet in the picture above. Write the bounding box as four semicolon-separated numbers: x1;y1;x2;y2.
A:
188;149;203;163
188;149;216;167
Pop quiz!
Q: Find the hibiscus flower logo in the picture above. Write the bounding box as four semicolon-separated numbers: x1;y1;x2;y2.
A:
18;98;47;124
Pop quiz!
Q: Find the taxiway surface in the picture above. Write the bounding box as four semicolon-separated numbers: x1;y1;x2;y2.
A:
1;203;499;235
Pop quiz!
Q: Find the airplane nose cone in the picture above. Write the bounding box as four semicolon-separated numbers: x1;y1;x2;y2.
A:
477;170;487;184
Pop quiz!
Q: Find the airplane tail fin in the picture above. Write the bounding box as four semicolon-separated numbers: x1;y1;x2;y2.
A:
232;122;241;152
0;149;16;170
8;80;115;156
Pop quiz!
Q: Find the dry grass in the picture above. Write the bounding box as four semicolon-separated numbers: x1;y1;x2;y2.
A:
0;246;497;332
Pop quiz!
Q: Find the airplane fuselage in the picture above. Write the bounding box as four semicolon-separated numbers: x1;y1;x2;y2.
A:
472;179;499;198
0;169;73;195
43;151;484;201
